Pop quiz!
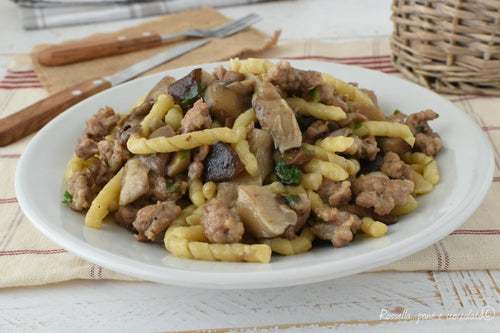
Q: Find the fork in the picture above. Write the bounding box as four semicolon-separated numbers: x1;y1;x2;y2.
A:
159;13;262;41
37;13;262;66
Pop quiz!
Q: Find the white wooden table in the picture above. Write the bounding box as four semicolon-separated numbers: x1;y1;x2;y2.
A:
1;1;499;332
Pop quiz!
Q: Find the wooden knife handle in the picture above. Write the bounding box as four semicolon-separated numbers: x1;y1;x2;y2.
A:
37;32;163;66
0;77;112;147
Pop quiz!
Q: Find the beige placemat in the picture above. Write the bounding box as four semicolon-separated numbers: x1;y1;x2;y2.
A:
1;35;499;288
31;7;280;94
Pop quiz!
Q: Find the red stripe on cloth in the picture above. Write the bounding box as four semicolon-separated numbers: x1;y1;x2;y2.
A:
7;69;37;74
0;249;67;256
4;74;38;79
482;126;500;131
493;177;500;182
0;84;44;89
0;198;18;204
451;230;500;235
0;154;21;158
284;54;391;62
2;80;41;84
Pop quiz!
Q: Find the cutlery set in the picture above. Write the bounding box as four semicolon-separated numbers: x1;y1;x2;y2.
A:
0;13;261;146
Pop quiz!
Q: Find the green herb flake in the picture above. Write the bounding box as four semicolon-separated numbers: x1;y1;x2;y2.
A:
296;114;306;132
182;82;207;104
302;147;315;154
353;123;363;130
423;159;435;167
347;103;353;113
308;87;320;102
62;191;73;205
393;109;401;115
179;149;190;160
166;180;182;195
283;194;301;206
415;125;425;133
275;158;302;185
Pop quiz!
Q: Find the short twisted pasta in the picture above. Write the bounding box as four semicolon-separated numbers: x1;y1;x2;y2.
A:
321;73;374;105
127;127;241;154
260;228;315;255
353;121;415;147
164;225;272;263
232;108;258;175
140;94;174;137
85;168;123;229
64;153;84;181
286;97;346;121
302;143;360;176
229;58;274;75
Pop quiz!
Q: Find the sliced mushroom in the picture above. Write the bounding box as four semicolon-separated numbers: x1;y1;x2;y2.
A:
119;159;150;206
203;80;252;125
145;75;176;102
167;68;213;111
204;142;245;182
166;150;191;178
236;185;298;239
252;82;302;153
246;127;274;182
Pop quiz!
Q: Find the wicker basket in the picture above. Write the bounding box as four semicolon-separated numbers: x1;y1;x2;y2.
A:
391;0;500;95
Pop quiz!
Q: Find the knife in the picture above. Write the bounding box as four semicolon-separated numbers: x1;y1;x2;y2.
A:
0;39;210;147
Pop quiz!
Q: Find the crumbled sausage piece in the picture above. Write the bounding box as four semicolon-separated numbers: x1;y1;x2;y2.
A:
303;119;329;144
265;60;323;95
406;109;442;156
317;179;352;207
97;135;131;173
133;201;181;241
179;99;212;134
66;171;93;211
188;145;210;180
79;106;120;142
114;204;140;227
201;199;245;244
352;175;414;216
311;207;362;247
380;152;414;181
75;137;98;160
281;193;311;239
344;136;380;161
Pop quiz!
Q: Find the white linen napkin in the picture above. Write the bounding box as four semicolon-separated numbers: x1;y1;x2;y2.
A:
11;0;270;30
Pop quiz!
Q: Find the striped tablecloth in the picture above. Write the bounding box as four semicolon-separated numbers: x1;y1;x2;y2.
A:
1;37;499;287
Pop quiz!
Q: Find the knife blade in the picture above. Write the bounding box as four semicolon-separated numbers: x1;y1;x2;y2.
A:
0;39;210;147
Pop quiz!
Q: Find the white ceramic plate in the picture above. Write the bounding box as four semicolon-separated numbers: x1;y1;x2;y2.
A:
16;60;494;289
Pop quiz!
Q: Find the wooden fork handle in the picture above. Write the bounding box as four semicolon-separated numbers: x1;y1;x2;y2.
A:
0;77;112;147
37;32;163;66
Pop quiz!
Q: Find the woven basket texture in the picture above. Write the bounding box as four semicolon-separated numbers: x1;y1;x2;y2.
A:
391;0;500;95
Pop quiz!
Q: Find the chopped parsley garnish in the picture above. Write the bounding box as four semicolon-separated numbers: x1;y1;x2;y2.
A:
282;194;301;206
165;180;182;195
415;125;425;133
296;114;306;132
393;109;401;115
353;123;363;130
302;147;315;154
179;149;190;160
423;159;435;167
182;82;207;104
275;158;302;185
347;103;353;113
62;191;73;205
308;87;320;102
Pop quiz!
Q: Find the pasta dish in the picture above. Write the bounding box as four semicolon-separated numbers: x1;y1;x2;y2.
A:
62;59;441;263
